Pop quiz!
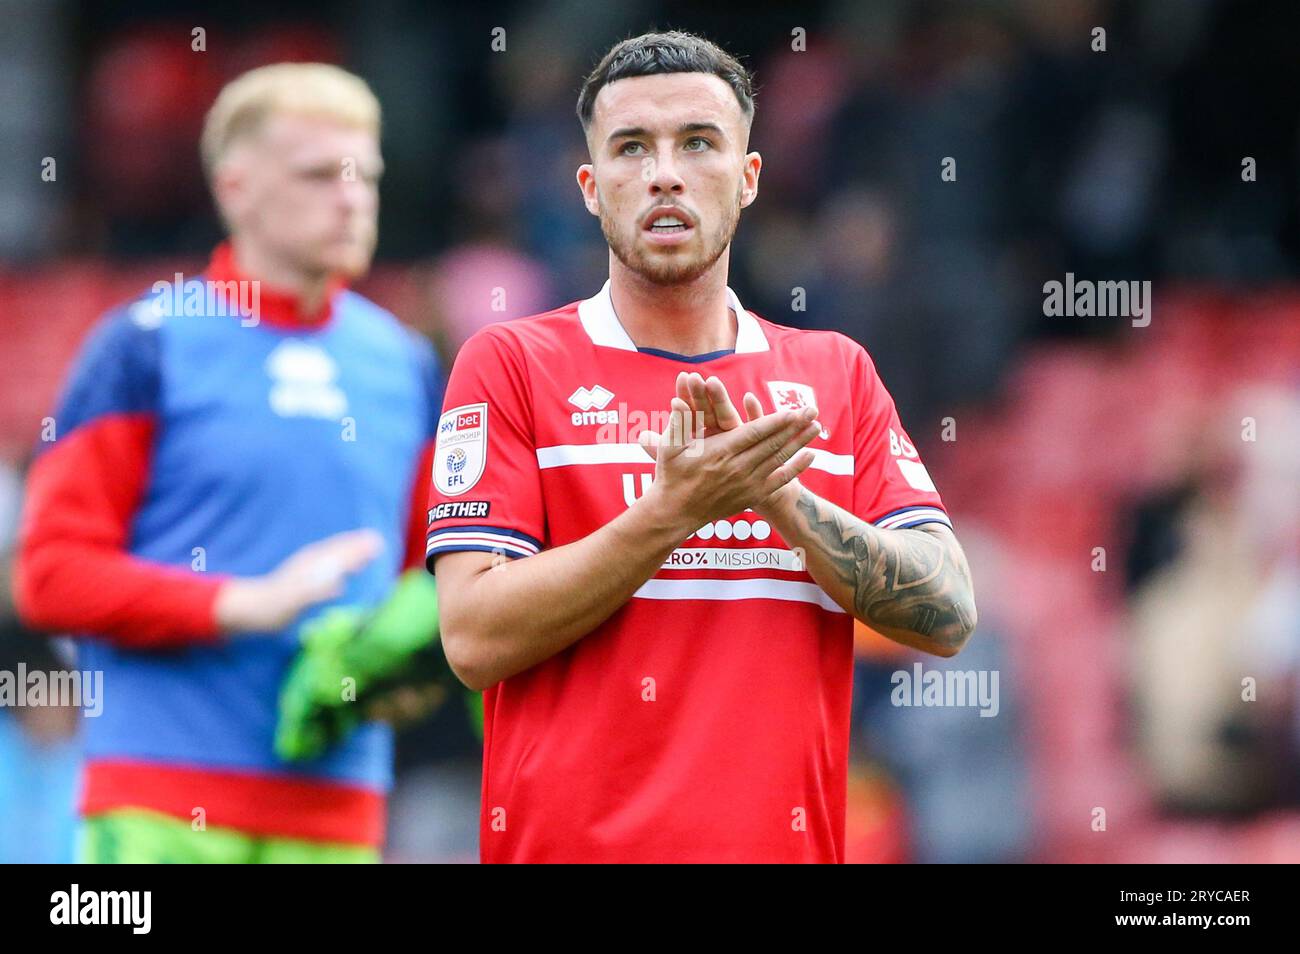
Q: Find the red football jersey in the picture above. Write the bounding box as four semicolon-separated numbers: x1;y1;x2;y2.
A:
426;281;951;863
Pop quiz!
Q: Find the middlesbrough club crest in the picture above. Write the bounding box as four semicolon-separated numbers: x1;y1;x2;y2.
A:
766;381;829;439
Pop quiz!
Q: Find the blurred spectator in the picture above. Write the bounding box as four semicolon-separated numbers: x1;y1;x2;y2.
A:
1127;387;1300;815
0;459;78;863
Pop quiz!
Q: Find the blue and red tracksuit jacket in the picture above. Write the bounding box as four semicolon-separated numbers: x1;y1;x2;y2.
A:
14;243;443;847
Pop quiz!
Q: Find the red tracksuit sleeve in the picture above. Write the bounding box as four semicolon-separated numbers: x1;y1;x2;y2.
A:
403;330;445;572
405;440;438;571
14;308;227;648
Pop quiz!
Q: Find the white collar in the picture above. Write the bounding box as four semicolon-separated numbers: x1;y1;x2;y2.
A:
577;279;770;354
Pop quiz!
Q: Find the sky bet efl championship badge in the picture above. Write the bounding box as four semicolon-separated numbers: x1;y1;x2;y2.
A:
435;403;487;496
766;381;829;439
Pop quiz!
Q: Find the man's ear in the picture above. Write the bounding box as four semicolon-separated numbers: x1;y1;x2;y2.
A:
739;151;762;209
211;157;249;230
576;163;600;216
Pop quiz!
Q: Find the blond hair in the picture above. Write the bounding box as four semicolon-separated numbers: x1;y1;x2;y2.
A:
200;62;381;180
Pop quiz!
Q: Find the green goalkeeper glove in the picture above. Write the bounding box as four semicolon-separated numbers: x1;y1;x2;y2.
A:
275;569;479;762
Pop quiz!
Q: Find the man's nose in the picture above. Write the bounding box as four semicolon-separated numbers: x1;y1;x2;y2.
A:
337;177;373;211
647;149;685;195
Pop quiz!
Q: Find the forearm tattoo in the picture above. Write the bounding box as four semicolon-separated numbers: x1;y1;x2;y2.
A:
793;488;976;649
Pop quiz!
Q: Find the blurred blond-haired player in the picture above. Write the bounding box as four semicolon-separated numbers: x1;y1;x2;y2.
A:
16;63;447;863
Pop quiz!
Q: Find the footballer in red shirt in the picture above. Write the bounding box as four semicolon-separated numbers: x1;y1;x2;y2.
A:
427;31;977;863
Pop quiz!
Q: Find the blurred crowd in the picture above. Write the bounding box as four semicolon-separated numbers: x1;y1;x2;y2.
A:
1;0;1298;861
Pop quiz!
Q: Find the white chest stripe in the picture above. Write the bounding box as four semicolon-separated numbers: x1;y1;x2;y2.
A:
535;442;853;476
633;577;846;612
537;443;652;468
808;448;853;476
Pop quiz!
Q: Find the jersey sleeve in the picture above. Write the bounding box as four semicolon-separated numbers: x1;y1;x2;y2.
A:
847;339;952;531
425;327;545;570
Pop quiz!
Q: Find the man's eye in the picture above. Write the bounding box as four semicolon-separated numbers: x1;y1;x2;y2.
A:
620;142;646;156
685;137;711;151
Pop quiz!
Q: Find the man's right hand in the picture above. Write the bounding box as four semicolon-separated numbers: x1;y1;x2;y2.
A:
637;396;821;536
214;528;384;636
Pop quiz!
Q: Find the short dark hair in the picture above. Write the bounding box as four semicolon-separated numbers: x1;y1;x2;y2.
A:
576;31;755;131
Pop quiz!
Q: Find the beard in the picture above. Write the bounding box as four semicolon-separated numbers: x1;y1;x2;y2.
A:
600;184;742;286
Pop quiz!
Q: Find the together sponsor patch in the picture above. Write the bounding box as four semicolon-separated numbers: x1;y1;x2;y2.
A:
428;500;491;524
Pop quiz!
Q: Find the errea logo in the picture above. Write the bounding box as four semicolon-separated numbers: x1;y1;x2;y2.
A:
569;385;614;410
569;385;619;426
